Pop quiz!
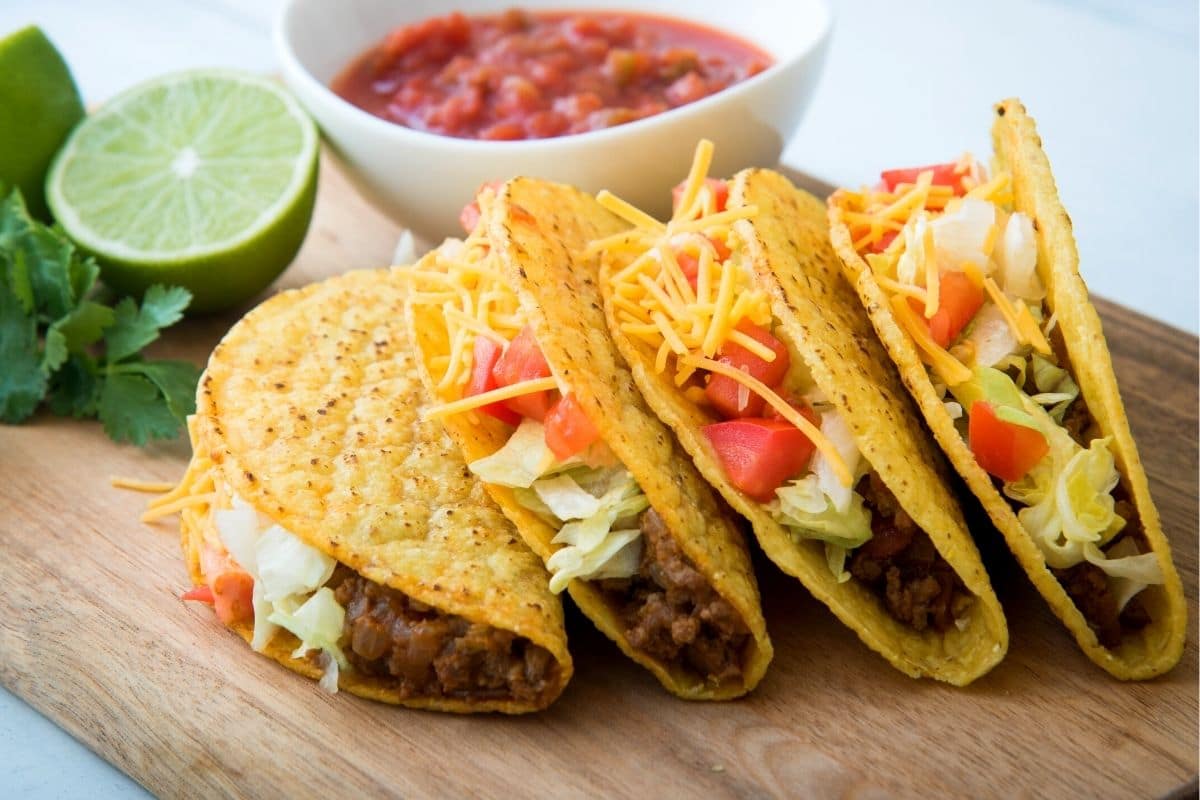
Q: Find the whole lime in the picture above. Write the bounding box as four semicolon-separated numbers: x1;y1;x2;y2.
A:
46;70;319;313
0;25;85;219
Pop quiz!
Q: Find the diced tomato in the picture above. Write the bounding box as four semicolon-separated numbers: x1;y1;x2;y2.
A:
466;336;521;425
492;325;555;421
181;585;215;605
705;321;790;418
543;393;600;459
459;201;482;233
702;418;816;501
870;230;898;254
211;570;255;626
763;397;819;431
458;180;504;233
907;271;984;348
968;401;1049;483
675;250;700;289
881;162;966;195
672;177;728;213
708;234;731;261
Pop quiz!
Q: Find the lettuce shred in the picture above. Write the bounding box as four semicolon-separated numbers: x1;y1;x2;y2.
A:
768;409;872;579
213;489;346;690
473;421;650;593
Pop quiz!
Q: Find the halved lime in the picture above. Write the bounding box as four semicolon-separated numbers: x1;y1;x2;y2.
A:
46;70;319;312
0;25;85;219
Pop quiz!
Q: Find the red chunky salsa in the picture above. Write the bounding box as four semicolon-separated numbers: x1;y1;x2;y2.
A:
331;9;772;141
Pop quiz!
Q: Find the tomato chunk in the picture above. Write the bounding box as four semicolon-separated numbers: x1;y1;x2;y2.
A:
544;393;600;459
181;585;215;605
458;180;504;233
211;570;255;626
763;397;819;430
705;321;790;418
907;271;984;348
459;201;482;233
466;335;520;425
672;177;728;213
702;418;816;501
492;325;555;421
870;230;898;254
881;162;965;195
968;401;1049;482
708;234;731;261
675;250;700;289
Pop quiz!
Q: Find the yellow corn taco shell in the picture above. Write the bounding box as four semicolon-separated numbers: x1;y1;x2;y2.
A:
405;181;772;700
597;166;1008;685
827;98;1185;678
171;268;572;712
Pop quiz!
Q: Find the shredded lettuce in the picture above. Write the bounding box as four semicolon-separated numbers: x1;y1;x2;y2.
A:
547;529;643;593
949;368;1155;584
767;408;872;579
1030;354;1079;423
824;543;852;584
950;365;1042;429
213;489;346;688
931;198;995;272
505;457;650;592
1093;537;1162;611
813;411;864;513
268;587;349;670
964;303;1021;367
1002;410;1152;581
468;418;558;488
249;580;279;651
773;474;872;549
534;473;602;520
255;524;337;602
994;212;1044;301
896;212;930;285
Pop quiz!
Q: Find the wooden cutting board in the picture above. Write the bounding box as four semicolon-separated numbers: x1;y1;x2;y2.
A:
1;156;1195;800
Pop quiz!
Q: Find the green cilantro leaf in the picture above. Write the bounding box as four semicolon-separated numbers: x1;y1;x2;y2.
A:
0;187;200;446
98;371;184;446
0;270;46;422
52;300;115;353
104;284;193;363
48;354;101;418
114;360;201;424
41;326;68;374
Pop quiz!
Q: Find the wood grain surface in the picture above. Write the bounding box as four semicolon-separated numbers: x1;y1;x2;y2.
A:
0;157;1195;799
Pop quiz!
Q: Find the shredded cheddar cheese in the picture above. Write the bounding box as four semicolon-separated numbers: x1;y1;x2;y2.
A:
836;154;1064;393
404;189;533;408
589;139;851;487
423;377;559;420
890;296;972;386
111;477;175;493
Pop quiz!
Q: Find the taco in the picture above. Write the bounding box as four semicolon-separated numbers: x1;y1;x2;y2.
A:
403;182;772;700
583;141;1007;685
147;268;572;712
826;98;1186;679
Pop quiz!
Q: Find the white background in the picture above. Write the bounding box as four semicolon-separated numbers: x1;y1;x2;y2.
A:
1;1;1196;796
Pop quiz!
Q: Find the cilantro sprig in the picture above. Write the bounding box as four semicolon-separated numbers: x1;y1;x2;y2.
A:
0;188;200;445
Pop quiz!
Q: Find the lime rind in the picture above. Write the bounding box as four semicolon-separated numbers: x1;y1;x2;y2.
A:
46;69;318;264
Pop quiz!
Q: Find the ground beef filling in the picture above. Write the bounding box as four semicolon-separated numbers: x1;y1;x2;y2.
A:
332;571;559;704
848;472;972;632
598;509;749;684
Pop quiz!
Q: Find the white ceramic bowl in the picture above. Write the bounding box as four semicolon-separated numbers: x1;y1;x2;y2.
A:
275;0;832;241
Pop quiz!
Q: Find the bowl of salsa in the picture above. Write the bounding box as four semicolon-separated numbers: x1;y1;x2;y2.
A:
276;0;831;240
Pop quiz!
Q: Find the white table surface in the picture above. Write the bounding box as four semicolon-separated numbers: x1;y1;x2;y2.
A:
1;1;1196;797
